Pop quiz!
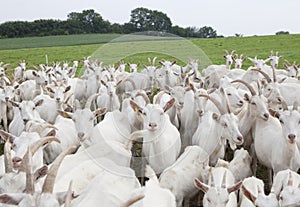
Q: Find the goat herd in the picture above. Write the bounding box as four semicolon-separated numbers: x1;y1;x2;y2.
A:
0;50;299;207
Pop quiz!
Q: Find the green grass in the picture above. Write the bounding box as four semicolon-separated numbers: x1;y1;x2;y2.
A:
0;33;300;74
0;33;121;50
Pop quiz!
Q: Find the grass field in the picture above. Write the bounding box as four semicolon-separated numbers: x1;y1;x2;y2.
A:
0;33;300;73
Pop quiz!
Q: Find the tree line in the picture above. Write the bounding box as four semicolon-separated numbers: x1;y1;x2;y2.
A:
0;8;219;38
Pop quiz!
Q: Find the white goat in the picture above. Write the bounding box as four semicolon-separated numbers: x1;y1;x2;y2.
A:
194;167;242;207
192;94;243;165
129;98;181;174
159;145;210;207
215;148;252;182
253;102;300;185
71;158;141;207
130;165;176;207
240;176;278;207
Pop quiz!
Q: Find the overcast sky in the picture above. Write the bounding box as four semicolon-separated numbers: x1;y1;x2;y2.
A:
0;0;299;37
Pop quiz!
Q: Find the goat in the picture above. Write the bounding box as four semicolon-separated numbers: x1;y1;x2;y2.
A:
129;98;181;174
194;167;242;207
0;146;77;207
253;101;300;188
215;148;252;182
192;94;243;165
159;145;210;207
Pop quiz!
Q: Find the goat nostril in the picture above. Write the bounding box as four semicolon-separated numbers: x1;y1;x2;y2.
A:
288;134;296;141
263;113;269;120
12;157;22;163
78;132;84;139
149;123;157;128
237;136;243;142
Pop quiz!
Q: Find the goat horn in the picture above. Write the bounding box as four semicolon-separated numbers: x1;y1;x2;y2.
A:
4;139;13;173
34;124;58;135
224;50;229;55
293;101;298;111
231;50;236;55
152;57;157;66
25;147;35;195
281;99;288;111
231;80;256;96
148;57;151;65
64;181;73;207
122;194;145;207
271;66;277;82
257;186;262;194
221;171;227;188
155;91;166;105
20;137;60;172
198;94;226;115
123;78;137;90
210;169;215;187
42;146;77;194
256;81;262;96
251;69;272;83
135;92;150;105
285;59;292;66
85;93;100;109
287;171;293;186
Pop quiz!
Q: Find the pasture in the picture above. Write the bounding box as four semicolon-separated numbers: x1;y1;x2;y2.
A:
0;33;300;72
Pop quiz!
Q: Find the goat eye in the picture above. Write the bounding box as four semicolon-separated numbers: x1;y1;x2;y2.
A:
268;88;271;91
223;123;228;128
279;119;284;124
227;93;232;96
207;198;211;203
142;112;146;116
251;102;256;105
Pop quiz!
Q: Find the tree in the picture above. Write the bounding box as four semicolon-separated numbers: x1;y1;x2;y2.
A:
197;26;217;38
129;7;172;32
276;31;289;35
67;9;110;33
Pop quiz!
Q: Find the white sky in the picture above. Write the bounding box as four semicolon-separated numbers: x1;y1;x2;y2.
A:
0;0;299;37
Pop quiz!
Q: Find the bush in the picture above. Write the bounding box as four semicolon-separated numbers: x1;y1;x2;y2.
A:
276;31;289;35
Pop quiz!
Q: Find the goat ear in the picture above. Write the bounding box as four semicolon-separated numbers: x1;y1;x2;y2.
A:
163;98;175;112
241;185;256;203
171;60;177;65
9;100;19;108
228;180;242;193
64;86;71;93
45;129;56;137
269;109;280;119
244;93;250;102
194;178;209;193
55;191;70;205
212;113;220;121
34;165;48;181
0;130;14;143
223;55;227;59
283;64;288;69
94;108;106;117
32;70;38;77
130;100;143;113
35;99;44;107
0;193;26;205
46;87;54;94
57;110;72;119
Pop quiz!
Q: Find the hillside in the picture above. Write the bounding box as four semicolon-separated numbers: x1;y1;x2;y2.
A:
0;33;299;71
